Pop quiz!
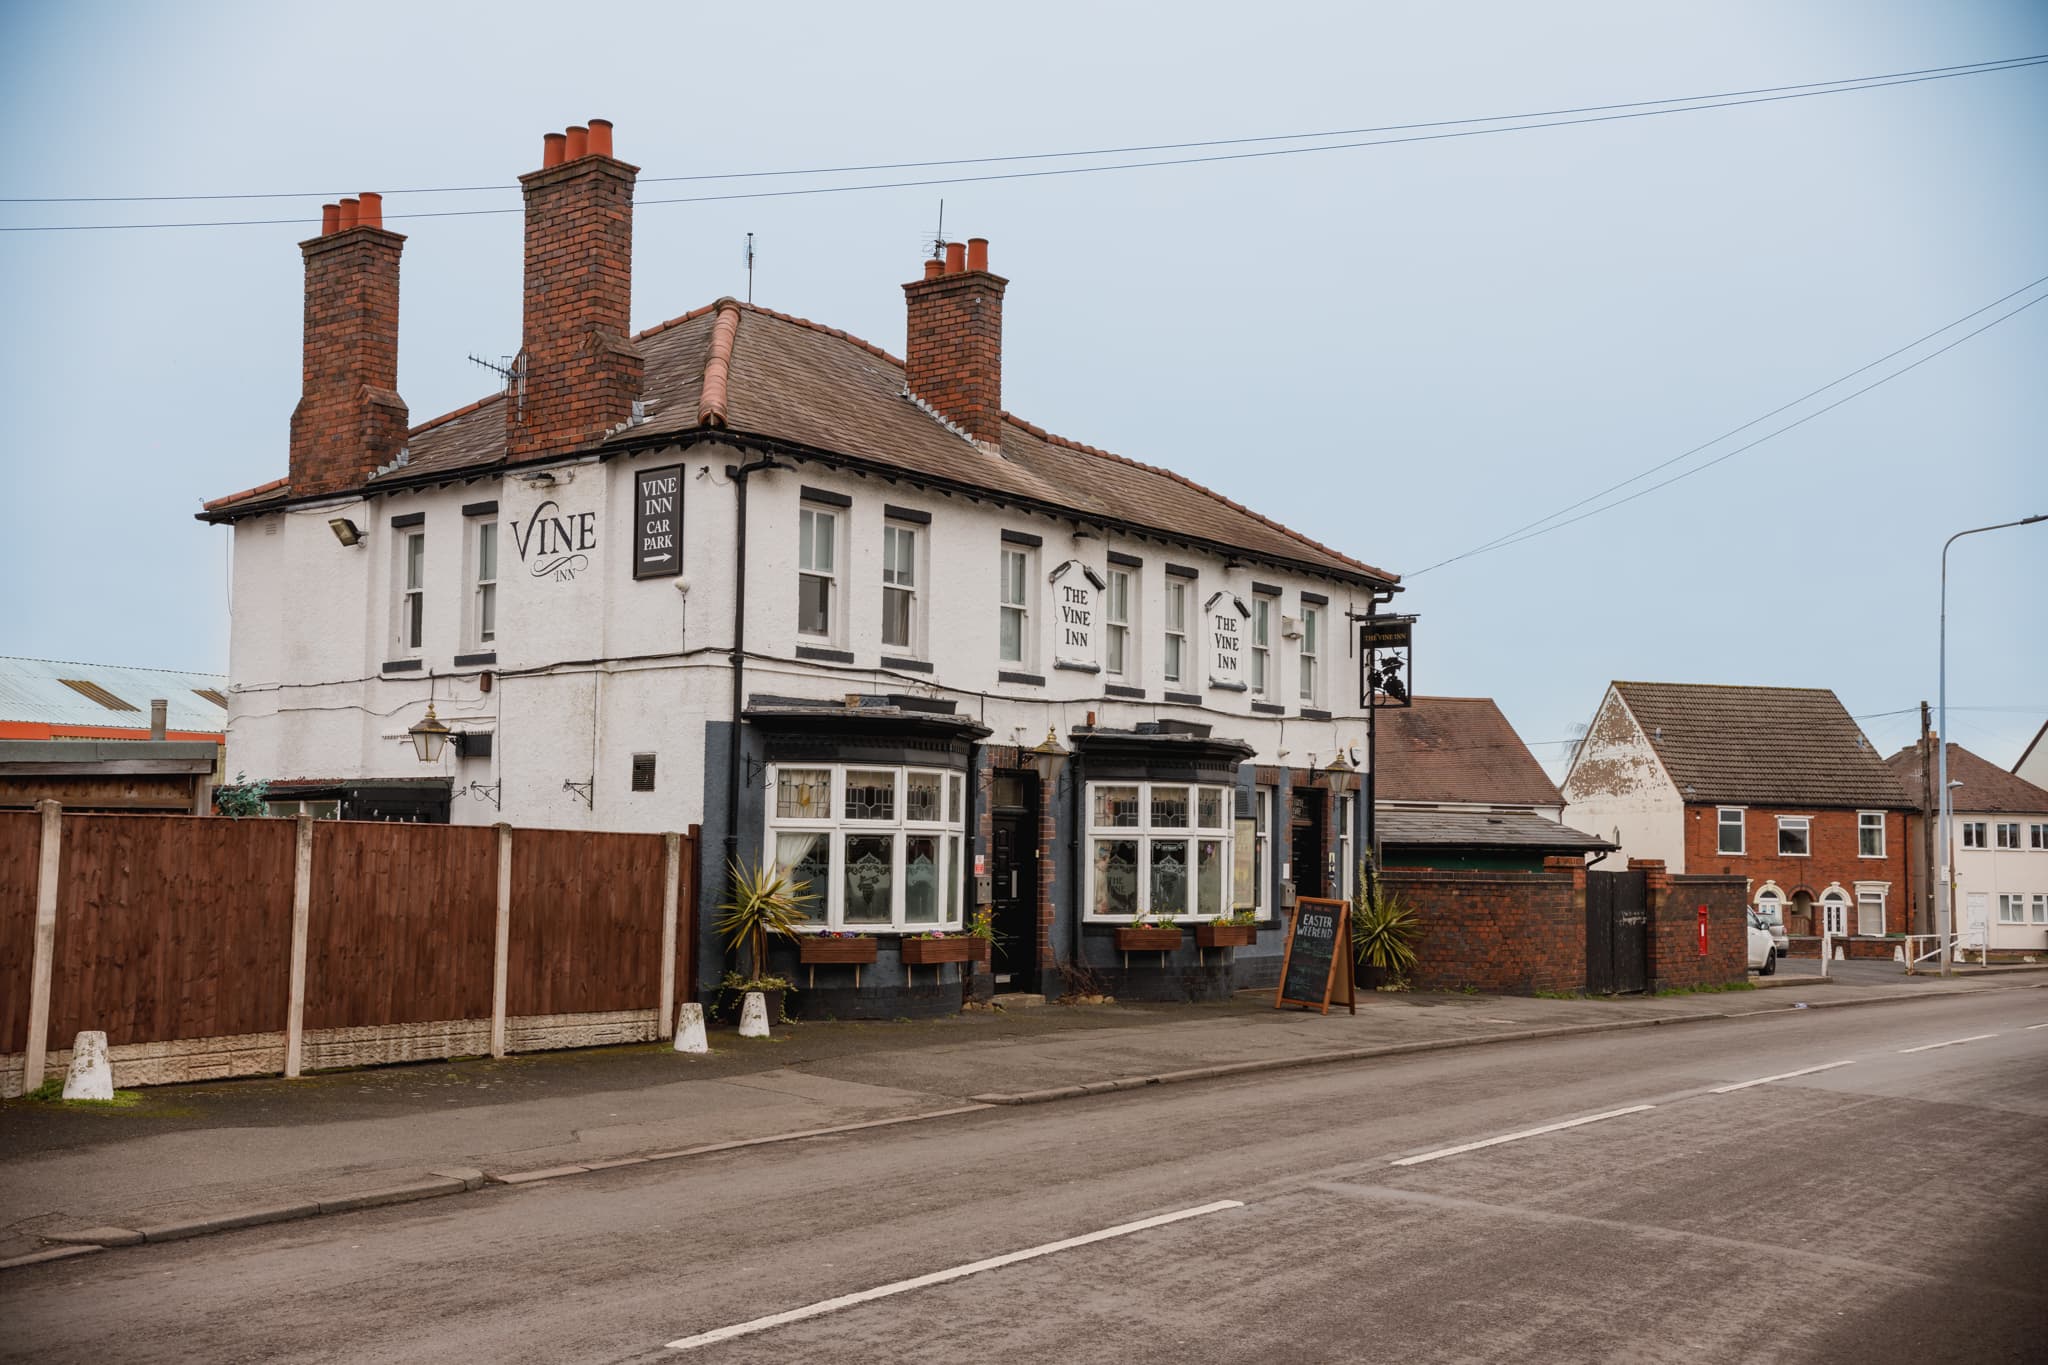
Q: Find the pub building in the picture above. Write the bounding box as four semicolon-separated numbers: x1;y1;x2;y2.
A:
199;121;1402;1016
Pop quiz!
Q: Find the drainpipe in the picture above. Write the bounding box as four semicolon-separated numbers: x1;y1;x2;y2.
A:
723;455;789;900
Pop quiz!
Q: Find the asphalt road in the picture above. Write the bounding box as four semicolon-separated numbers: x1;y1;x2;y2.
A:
4;989;2043;1364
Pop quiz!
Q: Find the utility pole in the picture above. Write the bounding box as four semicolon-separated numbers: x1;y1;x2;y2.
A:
1918;701;1935;939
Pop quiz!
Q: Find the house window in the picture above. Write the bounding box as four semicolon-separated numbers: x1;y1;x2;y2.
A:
797;506;839;640
765;765;965;931
1820;888;1849;936
881;522;919;652
999;545;1034;665
2032;894;2048;924
1998;893;2027;924
1962;822;1987;849
469;521;497;648
1859;811;1885;858
1778;816;1810;857
1163;581;1188;685
1299;605;1321;704
1717;808;1745;855
1753;887;1784;930
2031;823;2048;850
397;530;426;653
1250;597;1271;696
1995;822;2022;850
1084;780;1234;921
1105;568;1134;677
1855;885;1887;936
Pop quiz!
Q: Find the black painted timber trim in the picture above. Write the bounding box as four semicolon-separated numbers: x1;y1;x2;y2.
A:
461;500;498;518
881;656;933;673
1164;562;1199;579
1001;529;1043;547
1164;691;1202;705
1300;590;1329;606
796;644;855;664
381;659;423;672
1108;550;1143;568
390;512;425;529
882;504;931;525
799;485;852;508
1251;701;1285;715
999;670;1046;687
1105;684;1147;699
452;651;497;668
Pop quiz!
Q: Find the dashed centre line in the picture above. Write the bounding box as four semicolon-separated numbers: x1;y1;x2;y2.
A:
1389;1105;1655;1167
664;1200;1244;1351
1709;1060;1857;1093
1898;1033;1999;1054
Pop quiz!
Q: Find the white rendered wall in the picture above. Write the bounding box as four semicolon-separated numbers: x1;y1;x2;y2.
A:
1561;687;1686;872
1948;809;2048;951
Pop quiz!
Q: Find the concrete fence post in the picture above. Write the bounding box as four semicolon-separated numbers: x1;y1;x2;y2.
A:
491;823;513;1059
23;800;63;1094
659;832;681;1040
283;814;315;1078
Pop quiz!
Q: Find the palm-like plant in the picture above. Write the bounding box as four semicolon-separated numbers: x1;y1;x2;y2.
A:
716;860;814;982
1351;862;1420;982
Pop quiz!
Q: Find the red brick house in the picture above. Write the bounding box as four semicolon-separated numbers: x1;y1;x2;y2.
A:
1561;683;1916;940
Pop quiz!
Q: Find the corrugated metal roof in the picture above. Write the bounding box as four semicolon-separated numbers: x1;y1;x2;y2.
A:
0;657;229;733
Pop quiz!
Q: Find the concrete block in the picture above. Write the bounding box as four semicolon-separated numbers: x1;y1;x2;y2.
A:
43;1226;142;1247
490;1164;589;1185
738;991;769;1038
62;1031;114;1102
316;1176;465;1215
137;1201;320;1243
428;1167;487;1191
674;1002;708;1053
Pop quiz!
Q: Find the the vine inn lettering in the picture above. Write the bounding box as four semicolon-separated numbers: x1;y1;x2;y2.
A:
1050;560;1106;669
1208;592;1249;689
634;464;684;580
511;499;595;582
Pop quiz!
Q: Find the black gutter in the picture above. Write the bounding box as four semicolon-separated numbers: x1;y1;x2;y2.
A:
723;454;790;902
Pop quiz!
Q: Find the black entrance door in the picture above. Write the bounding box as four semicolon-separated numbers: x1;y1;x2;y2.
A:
1586;869;1649;994
1290;790;1326;900
990;809;1039;993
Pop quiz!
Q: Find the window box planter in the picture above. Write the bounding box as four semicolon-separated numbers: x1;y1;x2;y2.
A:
1195;923;1257;949
798;936;879;966
900;937;972;966
1114;926;1184;953
966;938;991;964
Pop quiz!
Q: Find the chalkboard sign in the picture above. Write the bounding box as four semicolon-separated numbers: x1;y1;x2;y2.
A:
1275;896;1356;1015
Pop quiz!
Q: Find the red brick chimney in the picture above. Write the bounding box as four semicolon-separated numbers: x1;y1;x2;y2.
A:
902;237;1005;447
289;191;408;496
508;119;643;461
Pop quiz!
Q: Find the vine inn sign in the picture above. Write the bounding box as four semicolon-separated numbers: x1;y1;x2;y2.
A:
199;120;1407;1016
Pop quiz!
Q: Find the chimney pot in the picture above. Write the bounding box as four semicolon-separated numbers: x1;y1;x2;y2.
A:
321;203;340;234
922;257;943;280
149;699;167;740
357;191;383;230
588;118;613;158
944;241;966;274
542;132;567;168
966;237;988;272
337;197;359;230
903;241;1007;446
565;125;589;160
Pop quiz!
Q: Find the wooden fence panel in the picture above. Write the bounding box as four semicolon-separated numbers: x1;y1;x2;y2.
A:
48;814;296;1046
303;821;497;1029
508;828;668;1016
0;811;44;1053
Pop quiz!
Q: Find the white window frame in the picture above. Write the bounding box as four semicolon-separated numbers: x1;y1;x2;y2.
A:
1854;883;1888;936
1961;821;1987;849
1995;821;2022;850
1250;596;1272;697
1251;787;1272;917
1298;604;1321;705
1716;807;1745;855
881;521;921;655
1753;885;1784;928
467;519;498;651
1083;780;1235;922
1105;567;1135;678
764;764;965;932
2030;822;2048;850
1998;893;2027;924
1820;887;1850;937
2031;894;2048;925
999;544;1035;667
797;505;842;643
1857;810;1885;859
1163;580;1188;685
1337;793;1355;902
1777;815;1811;858
395;529;426;655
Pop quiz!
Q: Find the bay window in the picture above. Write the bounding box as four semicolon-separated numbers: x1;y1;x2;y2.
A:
1084;780;1234;921
766;765;965;931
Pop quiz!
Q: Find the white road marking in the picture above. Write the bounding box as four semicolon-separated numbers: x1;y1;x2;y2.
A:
1710;1060;1857;1093
2026;1023;2048;1031
664;1200;1244;1351
1388;1105;1655;1167
1898;1033;1998;1054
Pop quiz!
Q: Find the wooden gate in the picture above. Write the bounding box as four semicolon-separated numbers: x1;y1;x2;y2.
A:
1586;868;1649;995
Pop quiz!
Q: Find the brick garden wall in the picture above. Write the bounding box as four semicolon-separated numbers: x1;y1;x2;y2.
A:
1648;866;1749;990
1381;859;1585;995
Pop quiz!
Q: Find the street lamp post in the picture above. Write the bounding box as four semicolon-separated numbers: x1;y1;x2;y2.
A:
1937;513;2045;976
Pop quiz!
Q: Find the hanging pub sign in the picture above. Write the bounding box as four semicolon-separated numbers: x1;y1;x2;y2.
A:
1049;560;1105;669
1358;613;1417;709
1274;896;1356;1015
633;464;684;580
1206;592;1250;690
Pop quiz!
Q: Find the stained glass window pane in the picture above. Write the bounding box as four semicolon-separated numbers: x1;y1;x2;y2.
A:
948;775;963;823
1151;786;1189;829
1093;839;1139;917
845;771;895;821
905;772;943;823
905;836;940;923
1094;786;1139;829
946;835;961;921
775;832;829;921
1150;840;1188;916
776;768;832;820
1197;839;1224;916
1197;788;1225;830
843;834;894;923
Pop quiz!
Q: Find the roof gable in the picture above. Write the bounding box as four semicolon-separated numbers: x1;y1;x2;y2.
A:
1613;681;1912;809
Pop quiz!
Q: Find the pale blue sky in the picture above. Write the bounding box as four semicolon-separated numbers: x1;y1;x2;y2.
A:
3;1;2043;770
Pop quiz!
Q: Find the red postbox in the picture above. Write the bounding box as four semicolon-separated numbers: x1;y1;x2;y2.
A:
1697;904;1710;956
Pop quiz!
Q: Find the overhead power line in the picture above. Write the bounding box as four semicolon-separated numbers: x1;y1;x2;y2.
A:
3;54;2043;232
1406;277;2048;577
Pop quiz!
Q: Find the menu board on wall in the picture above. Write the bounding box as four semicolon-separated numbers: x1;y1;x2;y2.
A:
634;464;684;580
